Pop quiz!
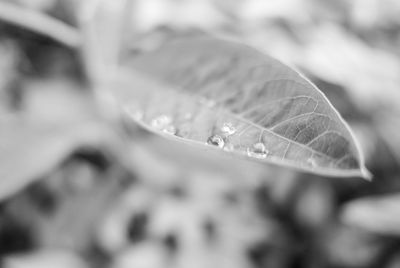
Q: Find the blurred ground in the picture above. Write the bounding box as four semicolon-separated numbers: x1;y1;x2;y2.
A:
1;0;400;267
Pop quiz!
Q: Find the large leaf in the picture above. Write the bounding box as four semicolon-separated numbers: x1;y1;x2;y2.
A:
110;37;369;178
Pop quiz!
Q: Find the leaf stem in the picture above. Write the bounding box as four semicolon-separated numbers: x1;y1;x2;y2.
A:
0;1;80;47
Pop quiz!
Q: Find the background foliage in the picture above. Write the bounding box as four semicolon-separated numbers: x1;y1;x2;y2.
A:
1;0;400;267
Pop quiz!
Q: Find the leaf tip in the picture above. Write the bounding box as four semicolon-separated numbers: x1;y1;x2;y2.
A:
361;167;373;181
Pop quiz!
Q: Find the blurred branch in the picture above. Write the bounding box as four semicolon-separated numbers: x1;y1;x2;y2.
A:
0;1;80;47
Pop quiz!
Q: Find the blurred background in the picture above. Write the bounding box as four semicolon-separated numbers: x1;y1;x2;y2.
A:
1;0;400;267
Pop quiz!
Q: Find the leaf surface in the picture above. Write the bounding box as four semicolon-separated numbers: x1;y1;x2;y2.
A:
113;37;369;178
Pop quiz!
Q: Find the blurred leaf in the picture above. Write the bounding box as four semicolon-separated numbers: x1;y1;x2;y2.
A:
0;77;115;201
0;39;19;112
112;37;369;178
112;242;168;268
377;115;400;165
386;253;400;268
294;179;335;228
0;118;110;202
4;249;88;268
37;165;123;251
340;193;400;235
324;224;387;268
300;24;400;114
132;0;226;32
0;1;79;47
217;0;311;23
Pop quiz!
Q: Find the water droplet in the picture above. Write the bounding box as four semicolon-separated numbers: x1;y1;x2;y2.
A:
163;125;177;135
221;122;236;136
247;142;268;159
151;115;172;129
207;135;224;148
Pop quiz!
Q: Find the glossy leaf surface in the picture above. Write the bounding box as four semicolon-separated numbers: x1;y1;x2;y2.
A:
113;37;369;178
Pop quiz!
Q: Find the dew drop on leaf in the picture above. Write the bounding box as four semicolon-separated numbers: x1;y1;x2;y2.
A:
151;115;172;130
207;135;224;148
247;142;268;159
221;122;236;136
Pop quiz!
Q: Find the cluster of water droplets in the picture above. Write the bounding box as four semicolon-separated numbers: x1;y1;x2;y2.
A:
127;107;270;161
207;122;269;159
207;122;237;150
221;122;236;136
151;114;177;135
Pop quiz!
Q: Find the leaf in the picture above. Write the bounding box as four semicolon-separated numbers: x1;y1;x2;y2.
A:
3;250;87;268
0;118;110;201
299;25;400;114
0;1;79;47
340;194;400;235
0;78;114;201
111;37;369;178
